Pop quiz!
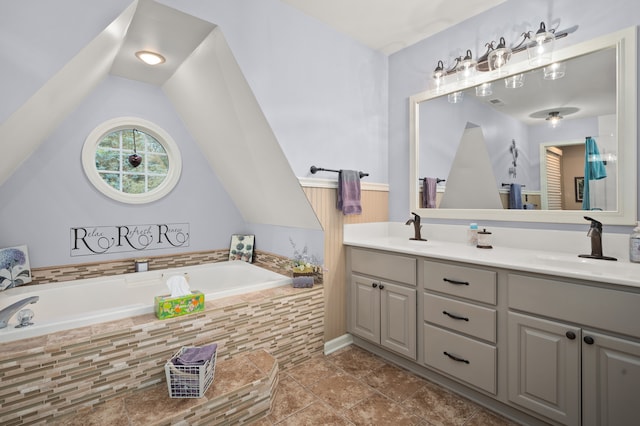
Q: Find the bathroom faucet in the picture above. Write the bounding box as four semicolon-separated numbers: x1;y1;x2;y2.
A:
0;296;39;329
578;216;617;261
405;212;426;241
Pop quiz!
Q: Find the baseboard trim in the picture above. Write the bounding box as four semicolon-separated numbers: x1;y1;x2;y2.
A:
324;334;353;355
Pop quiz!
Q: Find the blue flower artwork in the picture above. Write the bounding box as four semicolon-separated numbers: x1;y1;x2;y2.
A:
0;245;32;291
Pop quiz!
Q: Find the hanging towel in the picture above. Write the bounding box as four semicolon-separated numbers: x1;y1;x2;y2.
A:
582;137;607;210
337;170;362;215
422;177;437;208
508;183;523;209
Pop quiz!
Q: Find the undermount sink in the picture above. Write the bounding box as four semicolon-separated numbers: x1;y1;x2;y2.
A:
531;253;638;280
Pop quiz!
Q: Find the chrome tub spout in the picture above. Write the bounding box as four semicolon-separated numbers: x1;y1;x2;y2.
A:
0;296;39;329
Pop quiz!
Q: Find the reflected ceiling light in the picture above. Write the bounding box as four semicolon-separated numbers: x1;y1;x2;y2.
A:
528;22;556;66
546;111;563;127
475;82;492;97
543;62;566;80
448;91;464;104
504;73;524;88
135;50;166;65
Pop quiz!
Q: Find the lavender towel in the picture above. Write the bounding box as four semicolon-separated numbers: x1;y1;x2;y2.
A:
422;177;437;208
337;170;362;215
173;343;218;366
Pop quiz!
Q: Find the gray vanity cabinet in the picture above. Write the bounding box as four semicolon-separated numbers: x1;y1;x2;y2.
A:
508;273;640;426
348;249;417;360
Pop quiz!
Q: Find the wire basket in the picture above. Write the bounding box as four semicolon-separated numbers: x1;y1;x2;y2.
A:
165;346;217;398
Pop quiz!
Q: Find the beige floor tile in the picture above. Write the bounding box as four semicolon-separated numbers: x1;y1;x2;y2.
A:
345;393;424;426
327;346;386;379
465;408;522;426
309;371;376;412
124;384;200;426
267;375;317;423
49;398;129;426
287;356;338;387
363;363;426;402
276;401;353;426
402;381;480;426
205;354;264;399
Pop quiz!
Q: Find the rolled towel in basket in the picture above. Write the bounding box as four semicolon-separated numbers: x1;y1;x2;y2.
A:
172;343;218;366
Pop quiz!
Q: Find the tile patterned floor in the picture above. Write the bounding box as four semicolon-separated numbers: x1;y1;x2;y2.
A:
255;345;520;426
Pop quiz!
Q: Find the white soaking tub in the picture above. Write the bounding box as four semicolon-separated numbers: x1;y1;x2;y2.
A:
0;261;291;343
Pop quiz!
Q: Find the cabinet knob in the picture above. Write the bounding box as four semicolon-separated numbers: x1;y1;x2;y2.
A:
372;283;378;288
566;331;576;340
379;284;385;290
584;336;595;345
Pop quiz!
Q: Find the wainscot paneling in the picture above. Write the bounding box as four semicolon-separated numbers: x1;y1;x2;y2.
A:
301;178;389;341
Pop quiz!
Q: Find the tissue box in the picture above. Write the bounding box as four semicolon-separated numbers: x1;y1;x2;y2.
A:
155;291;205;320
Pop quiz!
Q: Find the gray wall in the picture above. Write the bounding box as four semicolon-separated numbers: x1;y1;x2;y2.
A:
389;0;640;231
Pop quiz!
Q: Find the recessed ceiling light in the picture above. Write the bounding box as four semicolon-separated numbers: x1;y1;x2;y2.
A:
135;50;166;65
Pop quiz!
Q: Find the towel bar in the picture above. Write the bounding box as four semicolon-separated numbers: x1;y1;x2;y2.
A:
310;166;369;179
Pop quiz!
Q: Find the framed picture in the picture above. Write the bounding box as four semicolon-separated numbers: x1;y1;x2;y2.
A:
0;245;32;290
574;177;584;202
229;234;255;263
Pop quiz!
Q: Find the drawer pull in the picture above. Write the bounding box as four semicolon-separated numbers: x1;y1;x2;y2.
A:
442;311;469;321
443;278;469;286
443;351;470;364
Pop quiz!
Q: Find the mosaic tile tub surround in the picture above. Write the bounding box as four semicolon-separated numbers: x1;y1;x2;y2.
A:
0;253;324;425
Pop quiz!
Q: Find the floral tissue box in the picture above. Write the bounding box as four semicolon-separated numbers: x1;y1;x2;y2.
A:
155;291;205;320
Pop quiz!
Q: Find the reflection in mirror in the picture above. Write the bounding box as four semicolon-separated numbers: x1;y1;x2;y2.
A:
410;27;637;224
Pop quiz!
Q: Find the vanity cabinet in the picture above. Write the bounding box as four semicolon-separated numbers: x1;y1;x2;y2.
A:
348;249;417;360
508;273;640;426
421;260;498;394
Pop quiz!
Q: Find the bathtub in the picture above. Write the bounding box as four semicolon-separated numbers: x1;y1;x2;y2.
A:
0;261;292;343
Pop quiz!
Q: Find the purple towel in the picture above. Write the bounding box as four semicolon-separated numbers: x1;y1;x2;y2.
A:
173;343;218;365
422;177;437;208
337;170;362;215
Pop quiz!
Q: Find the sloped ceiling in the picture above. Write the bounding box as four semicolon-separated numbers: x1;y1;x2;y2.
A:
0;0;321;230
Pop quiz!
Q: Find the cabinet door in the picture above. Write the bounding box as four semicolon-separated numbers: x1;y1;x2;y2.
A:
380;281;416;360
349;274;380;343
508;312;581;426
582;330;640;426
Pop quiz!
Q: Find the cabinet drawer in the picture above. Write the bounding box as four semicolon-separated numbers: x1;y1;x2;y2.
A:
351;248;416;286
423;324;497;394
423;293;497;343
423;260;496;305
508;273;640;338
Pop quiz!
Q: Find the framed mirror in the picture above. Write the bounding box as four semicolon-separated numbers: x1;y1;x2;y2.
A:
410;27;637;224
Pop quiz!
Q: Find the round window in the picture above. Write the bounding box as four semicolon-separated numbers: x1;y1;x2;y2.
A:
82;117;182;203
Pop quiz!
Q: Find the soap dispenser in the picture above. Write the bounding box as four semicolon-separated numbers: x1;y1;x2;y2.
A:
630;222;640;263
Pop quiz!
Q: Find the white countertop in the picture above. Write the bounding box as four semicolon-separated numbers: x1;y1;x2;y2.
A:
344;223;640;289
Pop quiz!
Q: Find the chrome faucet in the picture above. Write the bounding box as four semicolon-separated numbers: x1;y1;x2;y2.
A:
405;212;426;241
579;216;617;261
0;296;39;329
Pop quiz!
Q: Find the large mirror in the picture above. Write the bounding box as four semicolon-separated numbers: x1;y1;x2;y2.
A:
410;27;637;224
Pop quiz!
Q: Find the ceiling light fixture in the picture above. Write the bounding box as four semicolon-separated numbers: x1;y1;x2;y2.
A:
546;111;563;127
430;21;569;82
135;50;166;65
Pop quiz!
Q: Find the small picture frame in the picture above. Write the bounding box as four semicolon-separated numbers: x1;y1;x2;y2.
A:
574;176;584;202
0;245;32;290
229;234;255;263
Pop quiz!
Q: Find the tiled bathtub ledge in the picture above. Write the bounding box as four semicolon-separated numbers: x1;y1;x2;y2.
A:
0;284;323;425
50;350;278;425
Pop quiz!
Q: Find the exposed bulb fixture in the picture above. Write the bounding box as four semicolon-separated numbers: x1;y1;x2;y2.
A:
527;22;555;66
475;82;492;97
488;37;512;72
135;50;166;65
128;129;142;168
546;111;563;127
543;62;566;80
457;49;477;82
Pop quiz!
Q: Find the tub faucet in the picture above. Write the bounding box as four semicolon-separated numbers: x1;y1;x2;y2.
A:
405;212;426;241
579;216;617;261
0;296;39;329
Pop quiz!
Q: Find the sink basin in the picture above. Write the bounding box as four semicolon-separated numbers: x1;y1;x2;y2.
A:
531;253;639;282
